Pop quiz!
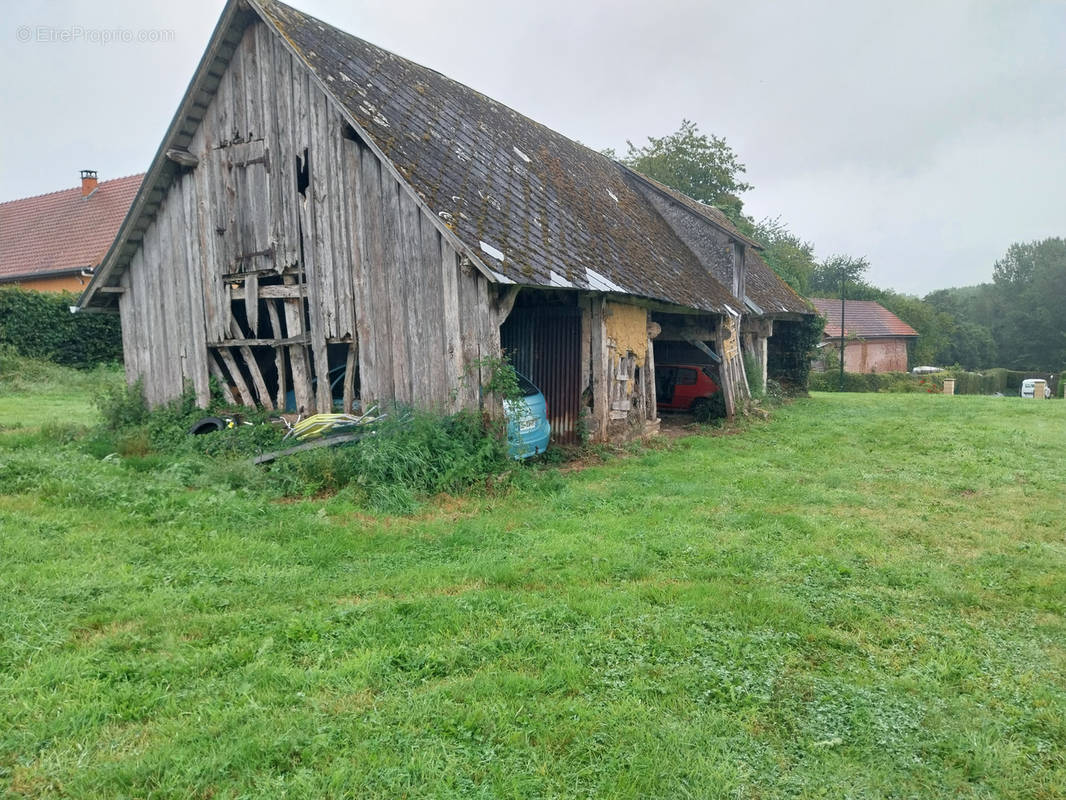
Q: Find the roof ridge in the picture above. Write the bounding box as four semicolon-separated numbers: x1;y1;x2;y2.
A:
0;185;80;206
622;167;761;249
258;0;619;173
0;172;146;207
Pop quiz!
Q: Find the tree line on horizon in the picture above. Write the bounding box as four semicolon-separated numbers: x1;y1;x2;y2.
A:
610;121;1065;373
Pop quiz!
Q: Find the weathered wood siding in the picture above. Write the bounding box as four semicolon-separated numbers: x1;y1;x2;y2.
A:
119;19;497;411
585;296;658;442
118;172;211;408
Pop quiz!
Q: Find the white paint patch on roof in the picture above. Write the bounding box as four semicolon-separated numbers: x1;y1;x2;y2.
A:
585;268;626;294
513;146;531;163
606;188;619;202
479;240;505;261
549;270;575;288
358;101;388;127
490;269;515;284
723;304;739;317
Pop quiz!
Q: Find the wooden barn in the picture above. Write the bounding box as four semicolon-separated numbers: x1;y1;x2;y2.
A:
77;0;810;442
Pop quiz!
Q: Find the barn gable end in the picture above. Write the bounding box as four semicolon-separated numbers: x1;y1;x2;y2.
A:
109;15;500;413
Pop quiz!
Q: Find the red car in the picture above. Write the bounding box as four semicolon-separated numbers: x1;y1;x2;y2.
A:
656;364;720;413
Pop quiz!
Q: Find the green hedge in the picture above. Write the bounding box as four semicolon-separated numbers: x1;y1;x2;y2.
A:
810;368;1060;396
809;371;940;393
0;287;122;368
947;369;1058;396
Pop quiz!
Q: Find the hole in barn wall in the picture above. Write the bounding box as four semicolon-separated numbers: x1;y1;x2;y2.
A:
341;122;366;146
296;148;310;197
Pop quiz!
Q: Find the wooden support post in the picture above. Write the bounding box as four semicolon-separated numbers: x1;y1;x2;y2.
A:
265;300;287;410
716;327;736;420
281;274;314;413
590;296;609;440
343;340;358;414
646;329;658;423
494;285;521;326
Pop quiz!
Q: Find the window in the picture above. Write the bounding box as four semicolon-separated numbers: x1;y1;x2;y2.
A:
676;368;697;385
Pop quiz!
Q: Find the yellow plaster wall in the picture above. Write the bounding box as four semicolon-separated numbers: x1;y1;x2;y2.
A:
605;302;648;367
4;274;91;293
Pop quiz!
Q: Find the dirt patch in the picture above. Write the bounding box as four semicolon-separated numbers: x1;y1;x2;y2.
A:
72;619;138;645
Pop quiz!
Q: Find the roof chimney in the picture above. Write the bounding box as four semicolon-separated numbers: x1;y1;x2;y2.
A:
80;169;98;197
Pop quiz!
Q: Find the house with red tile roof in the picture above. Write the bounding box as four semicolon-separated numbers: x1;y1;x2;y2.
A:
0;171;142;293
809;298;919;373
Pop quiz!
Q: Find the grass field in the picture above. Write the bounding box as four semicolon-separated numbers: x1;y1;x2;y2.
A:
1;368;1065;798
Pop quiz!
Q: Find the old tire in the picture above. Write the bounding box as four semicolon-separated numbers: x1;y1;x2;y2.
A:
188;416;226;435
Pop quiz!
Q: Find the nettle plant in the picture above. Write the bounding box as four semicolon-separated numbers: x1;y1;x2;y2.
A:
917;375;944;394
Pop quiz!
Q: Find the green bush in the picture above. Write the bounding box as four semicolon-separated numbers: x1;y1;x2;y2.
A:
744;352;764;397
692;390;727;422
766;315;825;394
95;378;151;431
0;287;122;367
268;407;510;512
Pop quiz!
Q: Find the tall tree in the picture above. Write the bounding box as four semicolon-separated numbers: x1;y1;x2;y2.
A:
990;238;1066;369
808;255;871;296
947;321;996;370
621;120;752;222
750;217;818;295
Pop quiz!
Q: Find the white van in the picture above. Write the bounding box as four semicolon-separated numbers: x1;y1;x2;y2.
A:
1021;378;1052;399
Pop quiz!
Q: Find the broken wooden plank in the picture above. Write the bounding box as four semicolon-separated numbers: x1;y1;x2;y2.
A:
224;317;274;411
685;337;722;363
228;283;304;300
244;272;259;335
208;334;309;347
214;347;255;408
166;148;199;167
252;430;368;465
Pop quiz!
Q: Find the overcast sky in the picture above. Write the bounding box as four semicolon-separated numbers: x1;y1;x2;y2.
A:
3;0;1063;296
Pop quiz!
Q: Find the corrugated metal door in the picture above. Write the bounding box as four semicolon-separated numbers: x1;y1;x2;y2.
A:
501;306;581;445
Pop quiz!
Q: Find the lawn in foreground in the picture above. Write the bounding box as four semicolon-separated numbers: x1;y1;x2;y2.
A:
1;387;1064;798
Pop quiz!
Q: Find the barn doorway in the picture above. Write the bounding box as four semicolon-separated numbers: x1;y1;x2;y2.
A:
500;297;582;445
